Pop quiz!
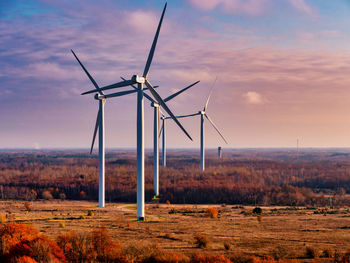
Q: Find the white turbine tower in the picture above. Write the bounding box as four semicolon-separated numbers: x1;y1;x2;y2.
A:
152;81;199;197
119;77;199;197
72;50;140;208
162;79;228;171
81;3;192;220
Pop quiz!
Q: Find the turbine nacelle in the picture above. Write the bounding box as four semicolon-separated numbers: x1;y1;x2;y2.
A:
151;102;159;107
132;75;145;84
199;110;205;115
94;94;106;100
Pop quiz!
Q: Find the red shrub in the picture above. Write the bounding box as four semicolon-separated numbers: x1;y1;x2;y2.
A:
8;236;66;263
0;223;65;263
0;223;39;255
57;231;94;262
91;227;122;261
192;254;231;263
17;256;38;263
205;208;218;218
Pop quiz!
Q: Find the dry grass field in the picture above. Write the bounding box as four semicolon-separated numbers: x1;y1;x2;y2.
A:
1;200;349;262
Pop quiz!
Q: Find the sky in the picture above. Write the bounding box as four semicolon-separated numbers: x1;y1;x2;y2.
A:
1;0;350;149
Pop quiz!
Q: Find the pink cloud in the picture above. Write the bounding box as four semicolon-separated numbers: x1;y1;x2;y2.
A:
188;0;271;15
188;0;317;16
287;0;316;16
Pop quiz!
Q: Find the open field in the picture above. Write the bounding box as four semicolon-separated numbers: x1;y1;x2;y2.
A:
1;200;349;262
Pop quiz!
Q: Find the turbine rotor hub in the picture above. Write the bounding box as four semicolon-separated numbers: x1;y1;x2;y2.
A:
94;94;106;100
132;75;145;84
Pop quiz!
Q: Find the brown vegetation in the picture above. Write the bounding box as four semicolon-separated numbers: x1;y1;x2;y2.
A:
0;223;66;262
0;150;349;207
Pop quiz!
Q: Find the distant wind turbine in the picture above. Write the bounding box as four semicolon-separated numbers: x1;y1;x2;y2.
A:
162;78;228;170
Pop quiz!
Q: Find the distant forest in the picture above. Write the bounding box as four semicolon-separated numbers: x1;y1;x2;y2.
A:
0;149;349;206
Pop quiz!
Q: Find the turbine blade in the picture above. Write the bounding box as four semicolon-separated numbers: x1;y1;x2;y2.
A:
164;80;200;102
142;91;156;104
145;80;193;141
71;50;103;95
121;76;156;103
82;79;136;95
204;76;217;111
121;77;138;90
103;89;139;99
90;109;100;154
143;3;167;78
159;122;163;138
164;112;200;119
205;113;228;144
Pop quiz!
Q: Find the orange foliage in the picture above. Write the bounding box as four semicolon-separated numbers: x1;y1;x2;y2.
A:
17;255;38;263
192;254;232;263
8;236;66;263
57;230;94;262
24;201;31;212
0;223;40;255
249;256;292;263
91;227;122;261
205;208;218;218
0;223;65;263
57;227;123;262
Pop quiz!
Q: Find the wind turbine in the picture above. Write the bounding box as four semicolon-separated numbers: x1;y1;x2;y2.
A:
152;81;199;197
71;50;140;208
162;78;228;171
81;3;192;220
119;77;199;197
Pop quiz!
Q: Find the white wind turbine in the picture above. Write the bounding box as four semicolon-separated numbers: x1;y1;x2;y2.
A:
71;50;141;208
162;78;228;171
120;77;199;197
81;3;192;220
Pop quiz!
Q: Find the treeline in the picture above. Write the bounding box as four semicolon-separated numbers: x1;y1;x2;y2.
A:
0;150;349;206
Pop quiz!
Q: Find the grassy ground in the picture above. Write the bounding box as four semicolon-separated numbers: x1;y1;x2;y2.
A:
1;200;349;261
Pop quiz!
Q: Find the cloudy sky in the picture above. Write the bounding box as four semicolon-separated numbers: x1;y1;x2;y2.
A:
1;0;350;149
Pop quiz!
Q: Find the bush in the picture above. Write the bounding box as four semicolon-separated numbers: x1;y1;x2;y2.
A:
17;255;38;263
42;191;53;200
24;202;31;212
252;207;262;214
59;193;66;201
59;222;65;228
224;241;231;251
194;233;209;248
0;223;65;262
91;227;122;262
272;245;288;260
342;249;350;263
9;236;66;263
321;248;334;258
205;208;218;218
257;215;263;223
305;246;319;259
87;210;94;217
57;228;123;262
192;254;231;263
57;231;95;262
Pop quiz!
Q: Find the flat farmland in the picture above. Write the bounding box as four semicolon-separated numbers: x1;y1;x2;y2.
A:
1;200;349;261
